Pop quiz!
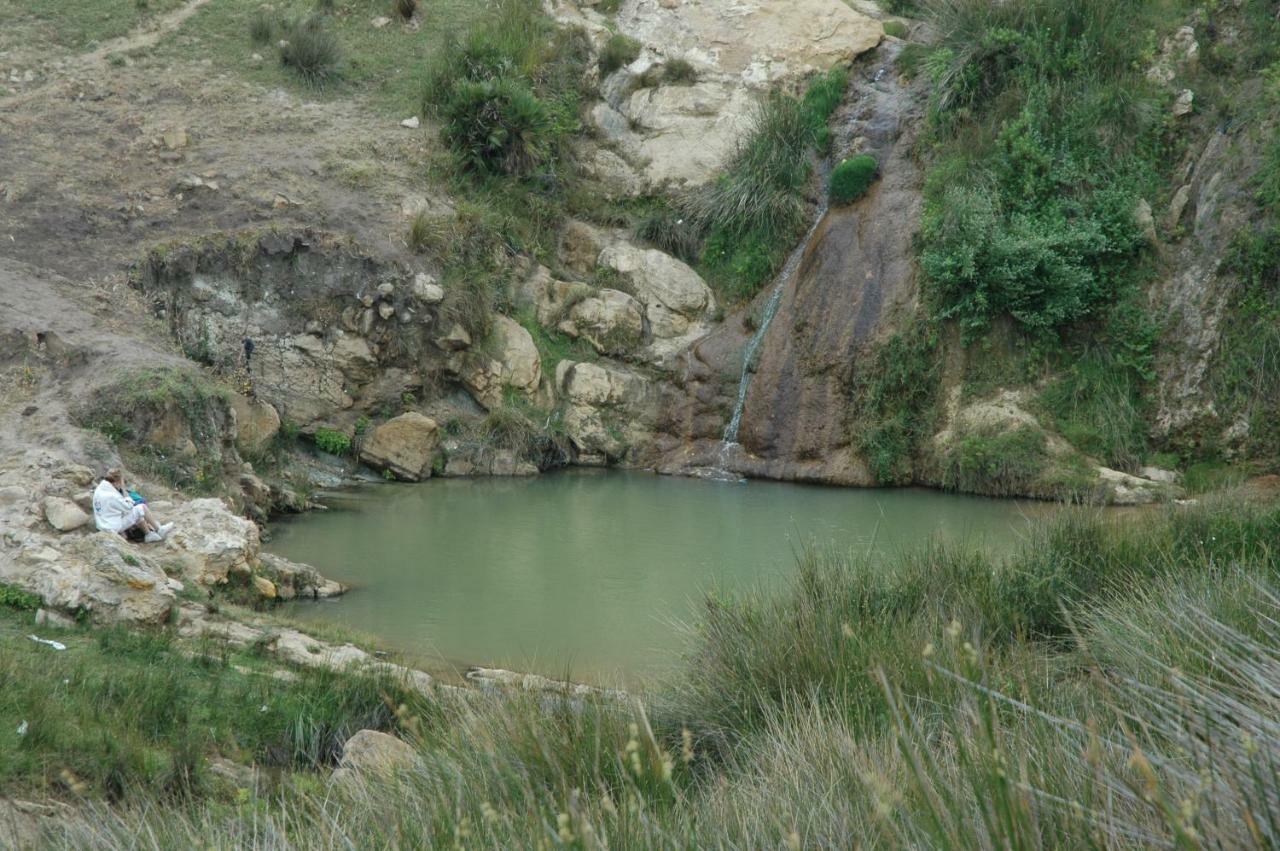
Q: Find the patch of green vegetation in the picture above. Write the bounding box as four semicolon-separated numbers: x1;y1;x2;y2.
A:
248;8;274;45
916;0;1181;339
849;323;941;484
0;583;42;612
941;424;1050;497
515;309;597;374
0;0;184;51
829;154;878;205
0;611;431;803
599;34;641;76
683;67;849;303
278;15;342;87
313;427;352;456
882;19;909;39
440;77;566;177
662;58;697;85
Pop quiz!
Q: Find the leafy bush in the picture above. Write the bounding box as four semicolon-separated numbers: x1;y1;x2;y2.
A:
0;583;41;611
599;34;641;76
313;428;352;456
914;0;1172;337
279;16;342;87
829;154;878;205
441;77;557;176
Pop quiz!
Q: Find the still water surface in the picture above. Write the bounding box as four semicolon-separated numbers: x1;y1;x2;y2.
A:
269;470;1043;682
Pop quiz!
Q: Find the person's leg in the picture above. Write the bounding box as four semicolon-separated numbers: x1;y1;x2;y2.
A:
129;504;156;534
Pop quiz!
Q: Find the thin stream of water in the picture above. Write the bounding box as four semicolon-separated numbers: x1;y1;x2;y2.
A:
720;162;834;462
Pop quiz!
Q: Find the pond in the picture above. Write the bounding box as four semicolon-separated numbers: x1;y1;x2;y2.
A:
268;470;1045;684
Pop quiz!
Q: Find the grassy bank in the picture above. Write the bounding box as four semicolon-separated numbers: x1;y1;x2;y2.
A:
6;491;1279;847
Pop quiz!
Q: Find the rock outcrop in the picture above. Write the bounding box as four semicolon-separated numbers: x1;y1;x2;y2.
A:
164;497;260;585
450;315;543;409
558;360;655;463
573;0;884;189
330;730;420;786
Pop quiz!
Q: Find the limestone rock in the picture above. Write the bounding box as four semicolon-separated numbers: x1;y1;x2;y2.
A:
560;219;619;278
559;289;645;355
165;498;260;585
4;534;175;624
1172;89;1194;117
230;395;281;454
1134;199;1158;246
359;412;441;481
433;323;472;352
331;730;420;786
559;361;652;461
597;243;715;340
252;575;277;599
1166;184;1191;231
453;315;542;409
412;272;444;304
35;608;77;629
258;552;347;600
1097;467;1182;506
43;496;90;532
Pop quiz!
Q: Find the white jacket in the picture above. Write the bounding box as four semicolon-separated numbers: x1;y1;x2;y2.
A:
92;479;138;533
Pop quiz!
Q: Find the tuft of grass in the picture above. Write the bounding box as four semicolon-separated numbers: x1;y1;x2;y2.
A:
248;9;274;46
599;34;642;76
941;424;1050;497
440;77;557;177
395;0;417;21
279;16;342;87
406;210;432;254
882;19;909;39
663;58;697;85
829;154;878;205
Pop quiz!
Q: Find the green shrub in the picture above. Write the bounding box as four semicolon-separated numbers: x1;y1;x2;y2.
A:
279;16;342;87
0;583;41;611
829;155;878;205
440;77;557;176
599;34;641;75
882;19;909;39
313;428;352;456
849;324;941;484
941;424;1050;496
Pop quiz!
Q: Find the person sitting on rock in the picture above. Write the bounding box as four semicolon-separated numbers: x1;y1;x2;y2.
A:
92;468;173;544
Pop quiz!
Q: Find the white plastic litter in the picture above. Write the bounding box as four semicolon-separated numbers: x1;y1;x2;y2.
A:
16;720;28;736
28;634;67;651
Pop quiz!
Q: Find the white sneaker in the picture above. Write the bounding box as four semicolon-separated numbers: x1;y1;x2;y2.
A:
144;531;163;544
157;522;174;539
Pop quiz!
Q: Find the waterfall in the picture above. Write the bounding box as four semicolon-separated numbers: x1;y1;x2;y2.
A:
716;166;832;470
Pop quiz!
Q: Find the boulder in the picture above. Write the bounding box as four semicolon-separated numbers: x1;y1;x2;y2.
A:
560;219;618;278
43;496;90;532
1097;467;1183;506
165;498;260;585
559;289;646;355
433;323;472;352
359;412;441;481
331;730;420;786
412;272;444;304
4;534;175;624
558;361;652;461
597;243;715;339
452;315;542;409
231;395;282;454
252;575;278;599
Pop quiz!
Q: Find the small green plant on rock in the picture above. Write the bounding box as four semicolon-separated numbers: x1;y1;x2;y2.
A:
600;34;642;76
0;583;41;611
829;155;878;205
882;20;909;39
313;428;352;456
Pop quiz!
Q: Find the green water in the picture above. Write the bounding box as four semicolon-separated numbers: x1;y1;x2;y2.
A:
268;470;1044;683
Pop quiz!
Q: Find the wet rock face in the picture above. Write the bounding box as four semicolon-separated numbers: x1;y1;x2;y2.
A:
655;44;925;484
